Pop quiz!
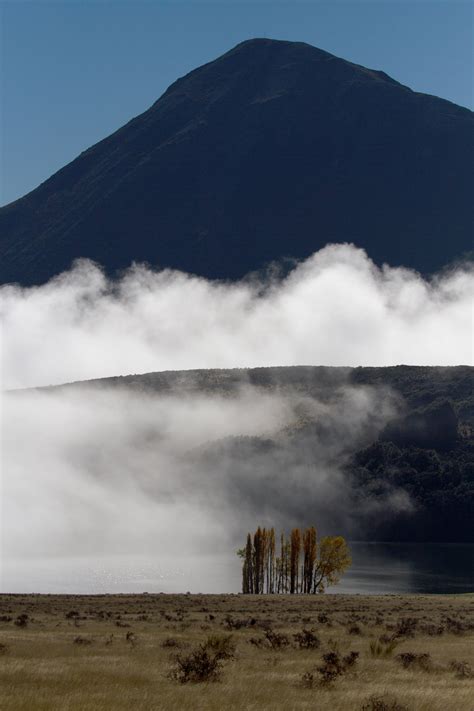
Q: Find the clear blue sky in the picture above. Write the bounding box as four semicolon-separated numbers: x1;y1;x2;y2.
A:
1;0;472;206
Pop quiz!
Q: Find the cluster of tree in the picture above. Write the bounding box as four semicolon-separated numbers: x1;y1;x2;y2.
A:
238;527;351;594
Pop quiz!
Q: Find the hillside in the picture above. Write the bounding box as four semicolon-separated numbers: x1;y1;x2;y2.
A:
1;38;472;285
49;364;474;424
37;365;473;542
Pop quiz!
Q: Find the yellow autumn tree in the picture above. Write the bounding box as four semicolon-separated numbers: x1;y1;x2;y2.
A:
239;527;351;594
313;536;351;593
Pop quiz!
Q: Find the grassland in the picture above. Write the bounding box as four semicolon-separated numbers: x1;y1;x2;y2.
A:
0;593;473;710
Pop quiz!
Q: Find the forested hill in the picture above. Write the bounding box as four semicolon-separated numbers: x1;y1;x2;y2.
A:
34;365;473;542
50;364;473;426
1;38;472;285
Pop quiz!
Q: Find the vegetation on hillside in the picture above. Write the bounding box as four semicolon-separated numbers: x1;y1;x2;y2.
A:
44;365;474;542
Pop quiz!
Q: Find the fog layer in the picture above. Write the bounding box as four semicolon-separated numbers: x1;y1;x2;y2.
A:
1;243;471;592
1;244;472;390
2;382;405;569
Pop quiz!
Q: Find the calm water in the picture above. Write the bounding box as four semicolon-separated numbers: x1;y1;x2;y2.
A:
1;543;472;594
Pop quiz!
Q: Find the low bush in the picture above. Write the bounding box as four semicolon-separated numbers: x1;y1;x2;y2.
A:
65;610;80;619
445;617;467;635
360;694;409;711
303;650;359;687
294;628;320;649
161;637;181;648
202;634;236;660
264;629;290;649
169;635;235;684
73;636;92;645
223;614;254;630
369;638;398;658
396;652;432;671
170;647;223;683
249;628;290;650
394;618;417;638
449;660;473;678
14;614;28;628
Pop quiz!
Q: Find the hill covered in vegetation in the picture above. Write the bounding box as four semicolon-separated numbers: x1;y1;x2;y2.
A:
41;365;473;542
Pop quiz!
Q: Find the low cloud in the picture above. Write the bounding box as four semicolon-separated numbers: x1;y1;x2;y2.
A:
2;382;407;571
1;243;472;390
0;243;469;591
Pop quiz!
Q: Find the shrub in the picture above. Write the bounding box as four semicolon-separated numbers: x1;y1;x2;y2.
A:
301;671;315;688
14;614;28;628
249;636;267;649
170;647;223;683
394;618;417;638
420;623;443;636
73;636;92;645
369;638;398;658
223;614;250;630
343;651;360;668
264;629;290;649
314;650;359;685
0;643;8;654
396;652;432;671
449;660;473;679
169;635;235;684
65;610;80;619
162;637;180;648
249;629;289;650
445;617;466;635
360;694;409;711
202;634;236;660
294;628;320;649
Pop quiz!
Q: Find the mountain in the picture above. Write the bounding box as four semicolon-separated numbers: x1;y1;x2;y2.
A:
1;38;472;286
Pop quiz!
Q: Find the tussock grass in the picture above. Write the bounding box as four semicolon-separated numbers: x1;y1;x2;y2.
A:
0;593;472;710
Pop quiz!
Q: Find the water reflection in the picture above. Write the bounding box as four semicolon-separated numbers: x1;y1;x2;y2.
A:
338;543;474;594
1;543;472;595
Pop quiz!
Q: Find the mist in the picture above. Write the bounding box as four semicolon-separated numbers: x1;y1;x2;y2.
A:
1;243;472;390
2;379;410;591
0;243;471;592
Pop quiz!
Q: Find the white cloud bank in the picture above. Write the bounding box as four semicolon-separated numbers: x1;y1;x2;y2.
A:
1;243;472;390
0;243;471;592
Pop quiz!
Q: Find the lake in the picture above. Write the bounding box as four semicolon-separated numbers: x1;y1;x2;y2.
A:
1;543;472;595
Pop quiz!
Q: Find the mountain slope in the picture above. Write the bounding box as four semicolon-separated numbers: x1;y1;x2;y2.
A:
42;364;474;426
31;365;474;542
1;38;472;285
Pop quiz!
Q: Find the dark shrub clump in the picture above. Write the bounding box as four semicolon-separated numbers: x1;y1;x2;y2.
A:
169;635;235;684
294;629;320;649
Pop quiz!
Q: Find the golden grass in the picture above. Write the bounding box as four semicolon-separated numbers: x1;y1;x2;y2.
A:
0;593;473;710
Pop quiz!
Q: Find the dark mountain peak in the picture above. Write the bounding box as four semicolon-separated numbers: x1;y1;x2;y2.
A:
163;37;403;106
225;36;329;58
0;39;472;286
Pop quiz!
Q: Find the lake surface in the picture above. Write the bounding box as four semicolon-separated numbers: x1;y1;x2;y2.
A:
1;543;472;595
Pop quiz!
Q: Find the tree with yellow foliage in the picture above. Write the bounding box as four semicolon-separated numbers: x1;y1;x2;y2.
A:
239;526;350;594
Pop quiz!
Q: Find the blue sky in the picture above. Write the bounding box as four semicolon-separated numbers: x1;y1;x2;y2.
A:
1;0;472;206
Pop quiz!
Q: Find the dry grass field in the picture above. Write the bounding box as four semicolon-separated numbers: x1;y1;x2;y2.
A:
0;593;473;711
